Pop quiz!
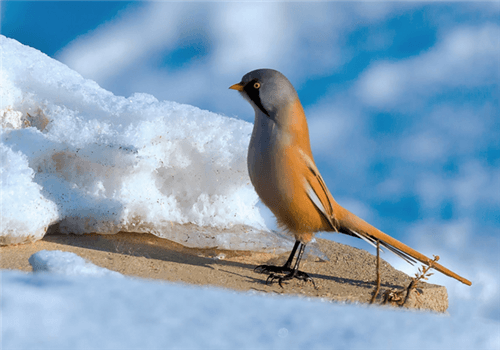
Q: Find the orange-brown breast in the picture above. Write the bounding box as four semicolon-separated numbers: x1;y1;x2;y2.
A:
261;98;334;243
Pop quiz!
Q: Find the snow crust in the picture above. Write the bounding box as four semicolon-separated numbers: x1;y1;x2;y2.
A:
0;35;287;250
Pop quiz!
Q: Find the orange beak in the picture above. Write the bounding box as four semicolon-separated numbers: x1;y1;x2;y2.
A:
229;82;244;91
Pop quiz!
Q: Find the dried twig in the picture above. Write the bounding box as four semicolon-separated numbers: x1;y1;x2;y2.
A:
381;255;440;307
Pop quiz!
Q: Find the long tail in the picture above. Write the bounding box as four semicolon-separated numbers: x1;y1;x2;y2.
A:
299;148;471;286
334;205;472;286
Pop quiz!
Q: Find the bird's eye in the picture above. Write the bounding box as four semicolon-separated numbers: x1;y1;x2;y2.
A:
253;82;261;89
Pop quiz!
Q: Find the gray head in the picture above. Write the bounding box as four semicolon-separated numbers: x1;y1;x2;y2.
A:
229;69;299;117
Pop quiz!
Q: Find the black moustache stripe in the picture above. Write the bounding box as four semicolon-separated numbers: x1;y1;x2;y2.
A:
244;79;270;117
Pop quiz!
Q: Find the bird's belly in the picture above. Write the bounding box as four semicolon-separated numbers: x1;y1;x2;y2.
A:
247;121;327;236
247;131;282;207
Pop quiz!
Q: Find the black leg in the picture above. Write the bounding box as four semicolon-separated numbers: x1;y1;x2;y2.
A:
254;240;300;274
292;242;306;271
255;240;316;288
283;240;300;269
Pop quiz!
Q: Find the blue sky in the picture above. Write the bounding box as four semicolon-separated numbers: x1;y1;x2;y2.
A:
2;2;499;254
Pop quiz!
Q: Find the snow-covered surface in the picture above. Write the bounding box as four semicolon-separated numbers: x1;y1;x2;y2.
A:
0;35;287;250
28;250;123;278
1;250;498;349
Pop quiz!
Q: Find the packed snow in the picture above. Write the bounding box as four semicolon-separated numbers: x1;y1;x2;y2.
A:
0;35;290;251
1;250;498;349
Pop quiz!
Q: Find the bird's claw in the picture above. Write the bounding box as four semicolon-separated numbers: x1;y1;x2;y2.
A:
262;269;316;289
254;264;289;275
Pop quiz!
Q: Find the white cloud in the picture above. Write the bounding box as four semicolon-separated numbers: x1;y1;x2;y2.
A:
415;174;448;210
402;131;449;163
358;62;404;107
306;103;358;156
415;160;500;215
376;177;407;199
56;2;300;118
451;161;500;209
57;3;186;82
55;2;407;118
57;2;297;85
356;24;500;109
395;103;496;195
305;99;379;183
427;104;491;141
210;3;291;77
350;1;410;21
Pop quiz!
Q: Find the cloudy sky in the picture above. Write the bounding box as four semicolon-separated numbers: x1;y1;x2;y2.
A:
2;2;499;266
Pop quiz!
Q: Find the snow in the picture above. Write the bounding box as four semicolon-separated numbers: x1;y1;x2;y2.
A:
0;142;59;244
1;250;498;349
0;35;289;251
28;250;123;278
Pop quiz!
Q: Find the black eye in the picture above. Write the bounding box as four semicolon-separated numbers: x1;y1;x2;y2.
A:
253;82;261;89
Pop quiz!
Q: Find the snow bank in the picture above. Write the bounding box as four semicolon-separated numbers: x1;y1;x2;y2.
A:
0;35;287;250
29;250;123;278
0;143;59;244
2;267;498;349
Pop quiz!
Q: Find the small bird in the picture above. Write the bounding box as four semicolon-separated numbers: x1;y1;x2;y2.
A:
230;69;471;287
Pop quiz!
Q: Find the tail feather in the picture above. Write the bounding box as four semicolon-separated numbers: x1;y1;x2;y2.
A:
300;155;471;286
348;228;417;264
336;206;472;286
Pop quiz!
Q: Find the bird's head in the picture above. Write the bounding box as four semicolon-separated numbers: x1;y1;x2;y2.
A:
230;69;299;119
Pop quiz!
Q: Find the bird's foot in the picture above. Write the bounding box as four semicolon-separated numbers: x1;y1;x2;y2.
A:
267;270;316;288
255;264;316;288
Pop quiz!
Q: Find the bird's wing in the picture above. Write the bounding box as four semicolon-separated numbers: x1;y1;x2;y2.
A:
298;149;338;229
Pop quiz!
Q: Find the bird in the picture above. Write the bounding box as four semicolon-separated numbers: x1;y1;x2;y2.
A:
230;68;471;287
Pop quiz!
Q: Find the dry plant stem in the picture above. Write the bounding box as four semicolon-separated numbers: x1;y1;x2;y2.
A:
370;240;381;304
382;255;440;307
402;280;417;305
401;256;439;306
